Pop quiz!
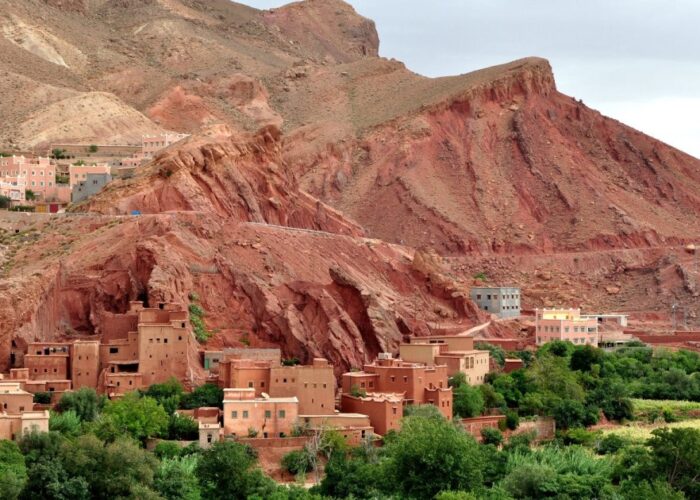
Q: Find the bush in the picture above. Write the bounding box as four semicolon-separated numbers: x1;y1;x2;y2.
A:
481;427;504;446
56;388;105;422
560;428;597;446
154;441;183;460
281;449;314;476
504;410;519;431
453;384;485;418
49;410;82;437
247;427;259;438
180;384;224;410
33;392;52;405
0;195;11;209
596;434;628;455
350;384;367;398
188;301;211;343
168;414;199;440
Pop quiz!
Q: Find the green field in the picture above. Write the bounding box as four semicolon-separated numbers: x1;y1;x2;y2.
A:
600;419;700;443
631;398;700;419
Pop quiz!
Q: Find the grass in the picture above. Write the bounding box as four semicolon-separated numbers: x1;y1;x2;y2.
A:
631;398;700;422
600;419;700;444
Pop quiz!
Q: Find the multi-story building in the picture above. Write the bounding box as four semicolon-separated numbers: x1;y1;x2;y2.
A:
269;359;336;415
402;335;491;385
71;173;112;203
68;163;111;188
0;156;56;199
470;287;521;318
0;382;34;414
0;176;26;203
142;133;189;159
535;308;599;346
223;388;298;438
340;392;403;436
341;353;453;421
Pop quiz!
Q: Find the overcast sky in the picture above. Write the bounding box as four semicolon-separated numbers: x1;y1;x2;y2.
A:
244;0;700;158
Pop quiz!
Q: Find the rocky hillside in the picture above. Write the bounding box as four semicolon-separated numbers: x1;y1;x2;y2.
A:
0;126;490;374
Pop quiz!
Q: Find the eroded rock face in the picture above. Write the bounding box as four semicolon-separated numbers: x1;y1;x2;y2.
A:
0;128;488;374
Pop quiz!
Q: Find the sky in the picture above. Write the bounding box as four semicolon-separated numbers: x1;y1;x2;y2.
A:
244;0;700;158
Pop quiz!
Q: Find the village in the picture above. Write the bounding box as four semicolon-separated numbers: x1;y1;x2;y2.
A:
0;133;188;211
1;283;664;480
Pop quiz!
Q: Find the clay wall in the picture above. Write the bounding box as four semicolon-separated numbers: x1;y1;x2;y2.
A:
269;360;335;415
340;394;402;436
71;341;100;389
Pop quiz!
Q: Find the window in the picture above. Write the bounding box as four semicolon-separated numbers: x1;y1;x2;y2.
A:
403;376;408;382
278;410;286;418
476;294;481;300
242;411;249;419
109;347;119;354
231;411;238;418
164;338;168;344
265;410;271;418
248;381;254;388
392;408;397;415
260;382;265;388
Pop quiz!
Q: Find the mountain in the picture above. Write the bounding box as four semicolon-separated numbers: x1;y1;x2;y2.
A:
0;0;699;370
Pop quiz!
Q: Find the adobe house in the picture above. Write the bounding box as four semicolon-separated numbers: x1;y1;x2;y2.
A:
341;353;453;420
0;382;33;414
470;287;521;318
218;359;272;395
301;413;374;446
340;392;403;436
0;410;49;441
223;388;298;438
268;358;336;415
401;336;491;385
24;342;71;381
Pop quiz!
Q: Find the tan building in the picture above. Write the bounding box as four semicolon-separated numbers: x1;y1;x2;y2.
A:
302;413;374;445
223;388;298;438
341;354;453;420
0;382;33;414
24;342;71;381
219;359;272;395
71;341;100;389
0;410;49;441
269;359;335;415
340;393;403;436
403;336;491;385
68;163;111;188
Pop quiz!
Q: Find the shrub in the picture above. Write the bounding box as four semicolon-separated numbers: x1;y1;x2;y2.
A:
281;449;314;476
188;301;211;343
0;195;10;209
88;144;98;153
168;414;199;440
481;427;504;446
282;357;300;366
154;441;183;460
596;434;628;455
560;428;597;446
247;427;258;438
33;392;52;405
504;410;519;430
350;384;367;398
49;410;82;437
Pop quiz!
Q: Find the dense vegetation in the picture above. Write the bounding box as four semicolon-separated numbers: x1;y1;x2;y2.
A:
1;343;700;498
475;341;700;429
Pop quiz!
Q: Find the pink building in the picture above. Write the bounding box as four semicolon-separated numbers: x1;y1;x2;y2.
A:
142;133;189;159
222;388;298;438
535;308;599;346
0;176;26;203
69;163;111;188
0;156;56;199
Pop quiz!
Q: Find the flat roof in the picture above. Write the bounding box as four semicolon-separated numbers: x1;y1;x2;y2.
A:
224;397;298;404
470;286;520;290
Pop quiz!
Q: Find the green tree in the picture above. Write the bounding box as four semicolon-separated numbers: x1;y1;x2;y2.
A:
56;387;105;422
51;148;66;159
196;441;276;499
33;392;52;404
453;383;485;418
0;440;27;500
383;415;484;498
155;455;202;500
168;414;199;440
646;427;700;498
143;378;185;414
481;427;504;446
403;404;445;419
476;342;506;368
88;144;98;153
98;392;168;442
317;446;385;499
0;195;11;209
49;410;82;437
551;399;587;429
25;190;36;201
61;434;159;498
281;449;314;476
180;384;224;409
570;345;604;372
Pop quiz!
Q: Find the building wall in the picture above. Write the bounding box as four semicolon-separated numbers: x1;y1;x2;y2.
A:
341;372;379;394
0;156;56;199
269;360;335;415
138;322;190;387
0;411;49;441
340;394;402;436
399;343;442;366
470;287;521;318
225;362;271;396
461;415;506;441
71;341;100;389
223;391;299;438
68;164;111;188
424;387;453;420
71;173;111;203
104;373;144;396
0;384;33;413
535;309;598;346
24;354;69;381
